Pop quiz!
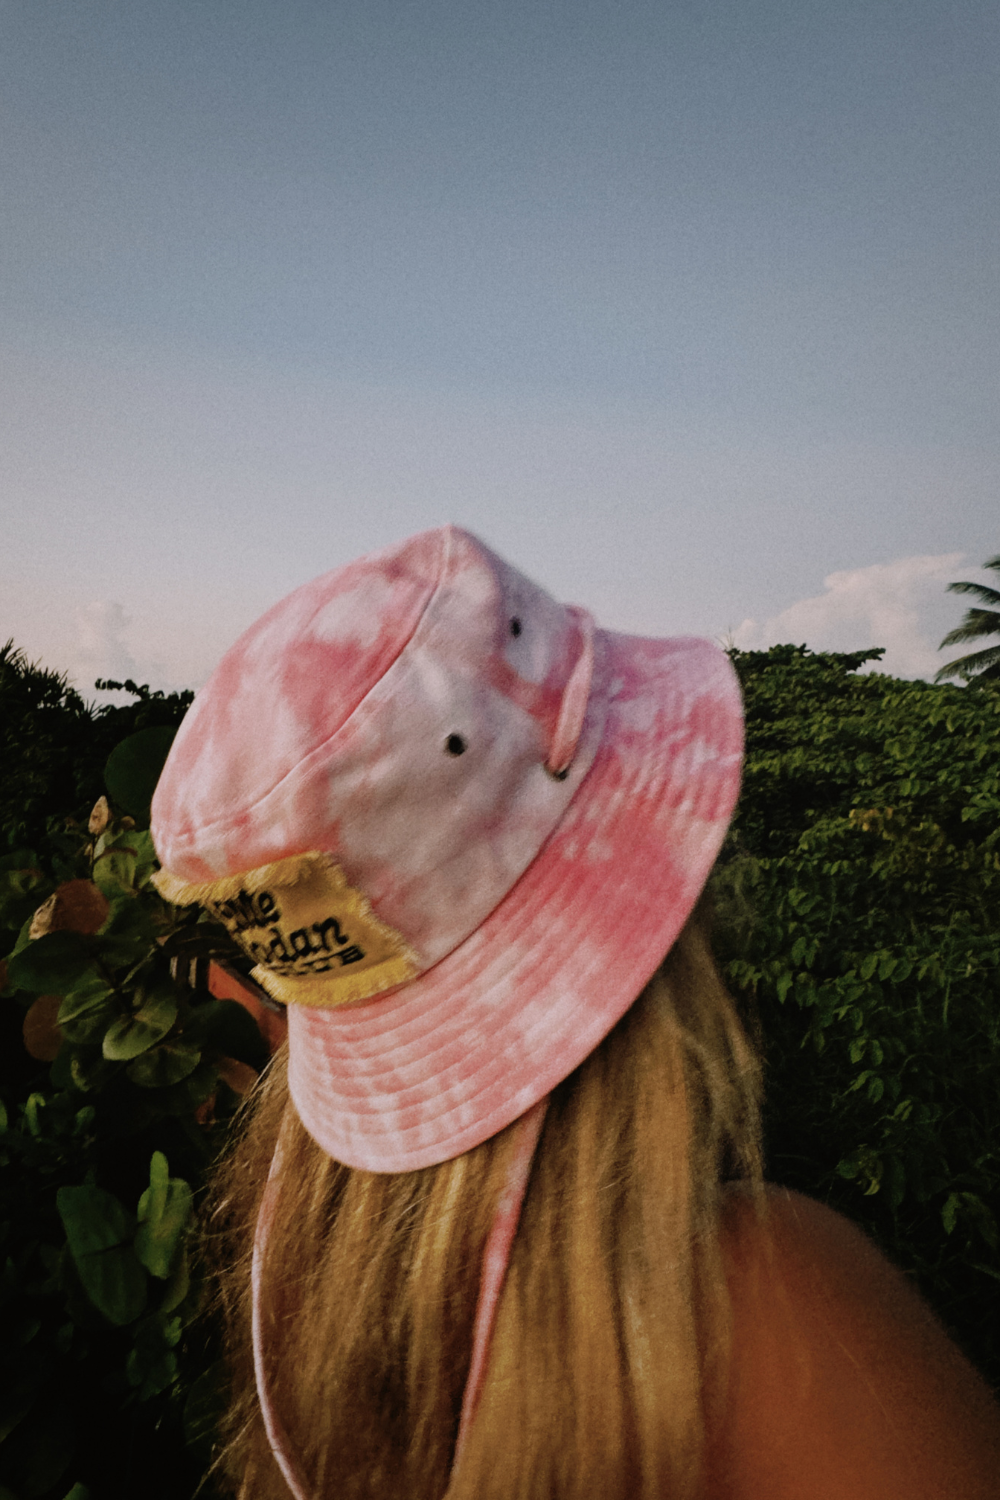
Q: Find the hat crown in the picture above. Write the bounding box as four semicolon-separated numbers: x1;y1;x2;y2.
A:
151;526;604;973
152;527;444;861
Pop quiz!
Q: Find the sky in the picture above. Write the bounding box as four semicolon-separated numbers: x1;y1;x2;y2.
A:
1;0;997;699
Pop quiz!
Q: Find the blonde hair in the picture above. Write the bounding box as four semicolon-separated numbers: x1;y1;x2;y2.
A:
205;911;764;1500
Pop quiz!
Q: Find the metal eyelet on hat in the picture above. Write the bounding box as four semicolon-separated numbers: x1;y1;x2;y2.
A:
446;734;467;756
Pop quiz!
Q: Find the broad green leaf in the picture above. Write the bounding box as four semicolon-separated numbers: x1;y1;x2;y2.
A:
57;1181;137;1259
125;1311;184;1397
97;893;160;967
57;974;116;1042
6;931;92;993
55;1185;146;1326
131;829;158;888
102;989;177;1061
127;1040;202;1088
156;1059;217;1116
0;862;46;901
104;726;177;826
958;1192;999;1252
49;1039;77;1088
135;1152;194;1279
91;837;140;896
92;826;160;898
0;847;40;871
70;1050;116;1093
126;1344;178;1400
25;1092;47;1137
142;1147;169;1224
160;1244;191;1313
57;972;113;1022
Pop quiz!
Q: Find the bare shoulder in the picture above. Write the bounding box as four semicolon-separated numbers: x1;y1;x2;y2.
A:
707;1184;1000;1500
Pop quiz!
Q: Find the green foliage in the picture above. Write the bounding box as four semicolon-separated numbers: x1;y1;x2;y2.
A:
104;728;179;828
715;644;1000;1384
135;1153;194;1282
0;718;265;1500
0;643;193;852
56;1187;147;1327
4;633;1000;1495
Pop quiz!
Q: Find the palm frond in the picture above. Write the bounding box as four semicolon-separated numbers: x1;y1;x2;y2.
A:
934;641;1000;683
936;554;1000;679
939;608;1000;648
945;580;1000;607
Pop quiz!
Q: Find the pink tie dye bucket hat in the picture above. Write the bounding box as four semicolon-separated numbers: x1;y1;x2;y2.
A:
151;524;743;1173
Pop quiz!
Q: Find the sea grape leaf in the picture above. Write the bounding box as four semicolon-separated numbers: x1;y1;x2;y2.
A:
131;829;159;889
56;1185;147;1326
102;989;177;1061
57;973;114;1024
125;1313;183;1399
91;832;141;897
104;726;177;826
160;1244;191;1313
57;974;116;1043
97;893;160;965
127;1040;202;1088
134;1153;193;1279
155;1059;217;1116
7;932;93;993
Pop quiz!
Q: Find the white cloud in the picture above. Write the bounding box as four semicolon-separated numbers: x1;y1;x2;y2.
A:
70;601;144;701
731;553;984;679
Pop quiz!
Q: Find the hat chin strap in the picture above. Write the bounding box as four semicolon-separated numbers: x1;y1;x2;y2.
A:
251;1098;549;1498
252;1141;312;1500
545;607;595;779
451;1096;549;1472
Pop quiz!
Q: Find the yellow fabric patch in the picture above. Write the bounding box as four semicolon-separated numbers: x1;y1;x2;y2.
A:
152;853;419;1008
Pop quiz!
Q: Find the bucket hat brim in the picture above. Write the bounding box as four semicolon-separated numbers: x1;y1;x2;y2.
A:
287;627;742;1172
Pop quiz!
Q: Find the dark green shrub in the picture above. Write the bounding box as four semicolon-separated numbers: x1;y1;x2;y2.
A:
0;642;193;853
0;711;263;1499
3;637;998;1500
715;645;1000;1387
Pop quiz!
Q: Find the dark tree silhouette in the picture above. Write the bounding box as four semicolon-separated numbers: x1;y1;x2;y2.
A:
934;554;1000;683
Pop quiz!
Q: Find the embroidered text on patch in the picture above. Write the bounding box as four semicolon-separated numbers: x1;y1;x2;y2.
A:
159;853;419;1008
209;887;367;976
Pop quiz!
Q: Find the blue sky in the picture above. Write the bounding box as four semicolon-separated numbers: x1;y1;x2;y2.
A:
2;0;997;694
